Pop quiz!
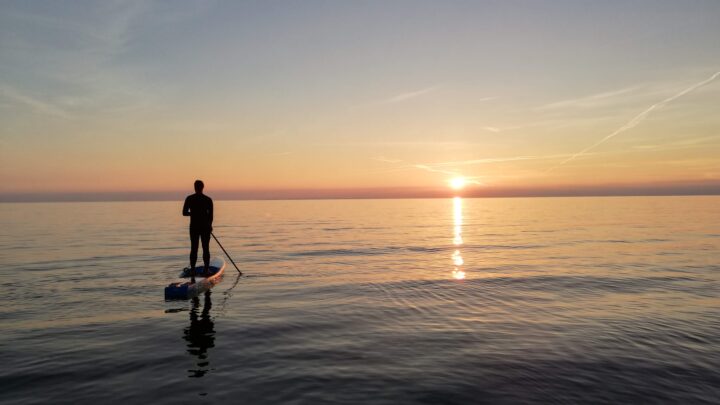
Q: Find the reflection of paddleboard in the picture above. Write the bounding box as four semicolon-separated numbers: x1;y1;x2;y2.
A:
164;257;226;300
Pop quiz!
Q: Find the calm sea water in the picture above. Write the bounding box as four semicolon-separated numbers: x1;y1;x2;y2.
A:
1;197;719;404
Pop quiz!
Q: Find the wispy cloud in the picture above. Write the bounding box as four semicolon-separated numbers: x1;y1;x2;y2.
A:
380;86;438;104
424;153;583;168
371;153;579;185
413;164;460;176
370;152;585;173
0;84;72;119
547;70;720;172
372;156;403;163
369;156;478;182
0;1;209;118
630;135;720;151
537;86;639;110
413;164;484;185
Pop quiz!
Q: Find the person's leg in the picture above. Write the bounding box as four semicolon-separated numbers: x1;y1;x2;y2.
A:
189;228;200;282
200;231;211;272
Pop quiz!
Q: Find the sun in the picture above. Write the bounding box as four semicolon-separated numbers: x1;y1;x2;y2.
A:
449;177;466;190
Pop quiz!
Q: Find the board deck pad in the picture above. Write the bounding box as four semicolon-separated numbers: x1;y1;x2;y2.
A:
180;264;222;278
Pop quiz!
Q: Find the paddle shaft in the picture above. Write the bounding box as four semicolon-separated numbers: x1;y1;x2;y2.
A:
211;232;242;274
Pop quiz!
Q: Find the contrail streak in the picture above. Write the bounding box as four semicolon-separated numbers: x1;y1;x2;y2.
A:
548;70;720;172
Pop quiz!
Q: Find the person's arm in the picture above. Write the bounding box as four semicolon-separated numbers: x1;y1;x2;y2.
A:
182;196;191;216
208;198;213;228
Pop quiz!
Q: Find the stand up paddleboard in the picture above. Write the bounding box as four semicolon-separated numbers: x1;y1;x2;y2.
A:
165;257;226;300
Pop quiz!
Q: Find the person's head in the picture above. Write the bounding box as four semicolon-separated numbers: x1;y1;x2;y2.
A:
194;180;204;193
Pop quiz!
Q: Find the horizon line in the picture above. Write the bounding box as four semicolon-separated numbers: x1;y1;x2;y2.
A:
2;182;719;202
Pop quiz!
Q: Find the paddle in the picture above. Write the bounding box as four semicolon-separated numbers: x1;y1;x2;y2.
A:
211;232;243;275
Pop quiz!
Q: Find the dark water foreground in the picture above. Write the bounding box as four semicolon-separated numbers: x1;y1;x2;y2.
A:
1;197;719;404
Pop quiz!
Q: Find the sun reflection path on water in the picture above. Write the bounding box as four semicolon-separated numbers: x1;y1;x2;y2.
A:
451;197;466;280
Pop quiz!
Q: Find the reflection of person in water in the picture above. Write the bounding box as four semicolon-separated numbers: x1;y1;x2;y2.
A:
183;291;215;378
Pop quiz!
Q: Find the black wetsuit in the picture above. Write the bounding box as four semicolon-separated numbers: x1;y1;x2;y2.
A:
183;193;213;270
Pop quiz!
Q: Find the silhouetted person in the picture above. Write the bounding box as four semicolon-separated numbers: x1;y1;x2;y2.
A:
183;180;213;283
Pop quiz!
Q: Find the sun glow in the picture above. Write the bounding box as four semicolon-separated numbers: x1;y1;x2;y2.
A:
449;177;466;190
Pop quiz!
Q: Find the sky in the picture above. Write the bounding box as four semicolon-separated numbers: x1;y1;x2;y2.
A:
1;0;719;200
